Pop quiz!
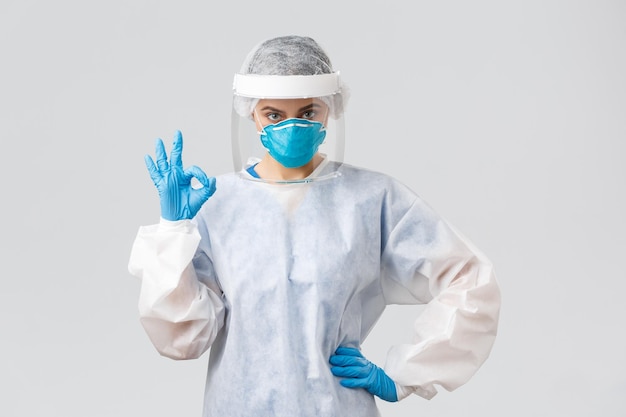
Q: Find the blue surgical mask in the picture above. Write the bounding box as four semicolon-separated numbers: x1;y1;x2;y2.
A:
259;118;327;168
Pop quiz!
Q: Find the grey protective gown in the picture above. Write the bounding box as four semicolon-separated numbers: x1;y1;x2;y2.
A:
128;160;501;417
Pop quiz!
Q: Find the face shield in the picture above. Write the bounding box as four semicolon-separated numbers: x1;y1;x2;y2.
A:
231;73;345;183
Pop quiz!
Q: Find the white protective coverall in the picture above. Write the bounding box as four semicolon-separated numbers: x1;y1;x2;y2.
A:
128;158;501;417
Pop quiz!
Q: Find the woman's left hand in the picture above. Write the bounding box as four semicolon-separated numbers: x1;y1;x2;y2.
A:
329;346;398;402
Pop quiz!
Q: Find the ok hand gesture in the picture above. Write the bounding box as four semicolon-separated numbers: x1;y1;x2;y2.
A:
144;130;216;221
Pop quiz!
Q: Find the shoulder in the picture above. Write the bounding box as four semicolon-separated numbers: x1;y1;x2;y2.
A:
337;163;417;198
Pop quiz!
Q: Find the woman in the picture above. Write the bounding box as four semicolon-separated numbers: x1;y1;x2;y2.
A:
129;35;501;417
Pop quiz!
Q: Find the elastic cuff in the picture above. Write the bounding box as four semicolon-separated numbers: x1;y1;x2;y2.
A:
158;217;195;232
395;384;437;401
394;383;415;401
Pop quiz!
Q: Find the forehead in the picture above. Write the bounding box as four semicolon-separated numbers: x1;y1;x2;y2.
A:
256;98;327;112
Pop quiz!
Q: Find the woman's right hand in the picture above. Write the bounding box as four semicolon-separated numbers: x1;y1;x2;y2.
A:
144;130;216;221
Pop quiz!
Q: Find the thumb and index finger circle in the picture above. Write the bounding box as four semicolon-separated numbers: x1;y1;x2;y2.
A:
186;166;217;197
146;131;214;193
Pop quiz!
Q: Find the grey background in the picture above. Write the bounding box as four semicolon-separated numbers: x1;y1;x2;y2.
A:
1;1;624;416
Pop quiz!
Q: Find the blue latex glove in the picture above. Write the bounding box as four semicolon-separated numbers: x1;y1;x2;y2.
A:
329;346;398;402
144;130;216;221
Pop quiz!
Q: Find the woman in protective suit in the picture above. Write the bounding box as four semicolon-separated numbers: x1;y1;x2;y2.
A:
129;35;501;417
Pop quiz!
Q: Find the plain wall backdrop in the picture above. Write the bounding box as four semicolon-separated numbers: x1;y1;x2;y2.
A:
1;1;624;416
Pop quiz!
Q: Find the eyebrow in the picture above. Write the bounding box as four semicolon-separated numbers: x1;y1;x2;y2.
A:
258;106;284;113
297;103;322;112
258;103;322;113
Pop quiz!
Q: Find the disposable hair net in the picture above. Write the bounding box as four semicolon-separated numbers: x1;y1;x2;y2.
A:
233;36;348;119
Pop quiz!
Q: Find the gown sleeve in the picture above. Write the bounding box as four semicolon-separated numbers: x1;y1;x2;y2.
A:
128;218;226;360
380;186;501;400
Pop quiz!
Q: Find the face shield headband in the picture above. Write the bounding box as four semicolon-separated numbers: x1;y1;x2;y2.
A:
233;72;342;99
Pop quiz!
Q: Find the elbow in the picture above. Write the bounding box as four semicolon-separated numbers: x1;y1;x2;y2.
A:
445;258;501;335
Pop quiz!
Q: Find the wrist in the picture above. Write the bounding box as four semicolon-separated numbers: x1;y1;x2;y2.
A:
394;383;416;401
158;217;195;231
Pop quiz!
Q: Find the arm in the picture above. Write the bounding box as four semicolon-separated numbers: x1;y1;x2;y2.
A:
128;219;226;360
128;130;224;360
381;195;501;400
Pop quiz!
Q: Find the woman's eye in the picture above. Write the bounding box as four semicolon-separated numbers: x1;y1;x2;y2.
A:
302;110;316;119
267;113;281;121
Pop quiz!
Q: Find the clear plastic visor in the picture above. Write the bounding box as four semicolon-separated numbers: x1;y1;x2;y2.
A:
231;74;345;183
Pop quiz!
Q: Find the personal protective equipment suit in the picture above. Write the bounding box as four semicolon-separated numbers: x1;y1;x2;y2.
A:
128;35;500;417
129;158;500;416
